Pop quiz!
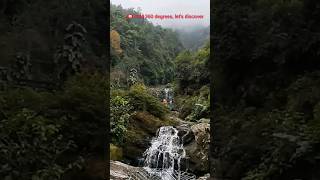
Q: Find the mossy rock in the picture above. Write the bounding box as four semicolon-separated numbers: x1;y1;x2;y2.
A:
123;111;178;161
110;144;123;161
128;84;169;118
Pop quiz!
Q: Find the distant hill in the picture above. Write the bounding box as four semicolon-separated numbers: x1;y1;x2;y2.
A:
176;26;210;51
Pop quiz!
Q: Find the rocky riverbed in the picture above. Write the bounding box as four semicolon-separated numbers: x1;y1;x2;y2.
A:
110;161;211;180
111;111;210;179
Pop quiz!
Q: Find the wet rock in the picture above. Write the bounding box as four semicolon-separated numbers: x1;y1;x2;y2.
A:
197;173;211;180
110;161;141;180
176;124;195;145
198;118;210;124
184;123;210;175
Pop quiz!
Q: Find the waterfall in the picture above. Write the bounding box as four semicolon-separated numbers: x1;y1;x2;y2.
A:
143;126;186;179
163;88;174;110
164;88;169;100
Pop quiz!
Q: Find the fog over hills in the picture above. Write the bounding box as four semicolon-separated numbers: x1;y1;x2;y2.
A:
110;0;210;28
176;26;210;51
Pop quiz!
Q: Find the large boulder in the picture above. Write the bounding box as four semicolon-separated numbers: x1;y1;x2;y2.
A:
184;123;210;175
110;161;141;180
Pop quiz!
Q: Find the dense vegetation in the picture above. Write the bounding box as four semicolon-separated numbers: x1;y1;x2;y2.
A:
174;42;210;121
109;4;184;163
0;1;107;179
109;6;212;174
0;73;107;179
110;4;183;85
110;83;170;146
212;0;320;179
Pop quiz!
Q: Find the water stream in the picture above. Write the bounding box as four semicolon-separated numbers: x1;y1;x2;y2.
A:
143;126;186;180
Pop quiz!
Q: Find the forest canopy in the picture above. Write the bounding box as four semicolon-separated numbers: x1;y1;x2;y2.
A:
212;0;320;179
110;4;183;86
0;0;108;179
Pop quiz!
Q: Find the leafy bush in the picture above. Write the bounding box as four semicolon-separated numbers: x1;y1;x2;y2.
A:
175;86;210;121
0;72;106;179
241;109;320;180
128;83;169;118
175;95;196;119
0;109;83;180
185;100;209;122
213;105;320;180
58;73;107;150
110;95;133;145
0;88;54;118
175;43;210;95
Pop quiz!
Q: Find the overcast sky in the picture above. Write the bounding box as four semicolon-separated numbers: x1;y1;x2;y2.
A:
110;0;210;29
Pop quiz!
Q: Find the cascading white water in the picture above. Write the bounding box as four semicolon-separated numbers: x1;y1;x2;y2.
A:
143;126;186;180
164;88;169;100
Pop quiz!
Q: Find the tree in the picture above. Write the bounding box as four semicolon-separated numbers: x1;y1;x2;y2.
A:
54;22;87;81
110;30;123;55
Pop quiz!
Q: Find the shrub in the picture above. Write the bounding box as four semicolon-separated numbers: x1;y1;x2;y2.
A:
175;85;210;121
128;83;169;118
58;73;107;150
110;95;133;145
0;109;82;179
0;72;106;179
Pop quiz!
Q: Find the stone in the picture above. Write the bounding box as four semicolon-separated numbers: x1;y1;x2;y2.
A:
197;173;211;180
184;123;210;175
110;161;140;180
176;124;195;145
198;118;210;124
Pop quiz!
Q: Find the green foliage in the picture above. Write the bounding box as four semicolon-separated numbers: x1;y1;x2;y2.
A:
174;44;210;121
0;1;107;179
0;73;106;179
185;98;210;122
0;0;107;82
0;109;83;179
128;83;169;118
54;22;87;81
110;4;183;86
110;95;133;145
58;73;107;150
175;95;196;119
239;109;320;180
175;86;210;121
212;0;320;178
175;42;210;95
